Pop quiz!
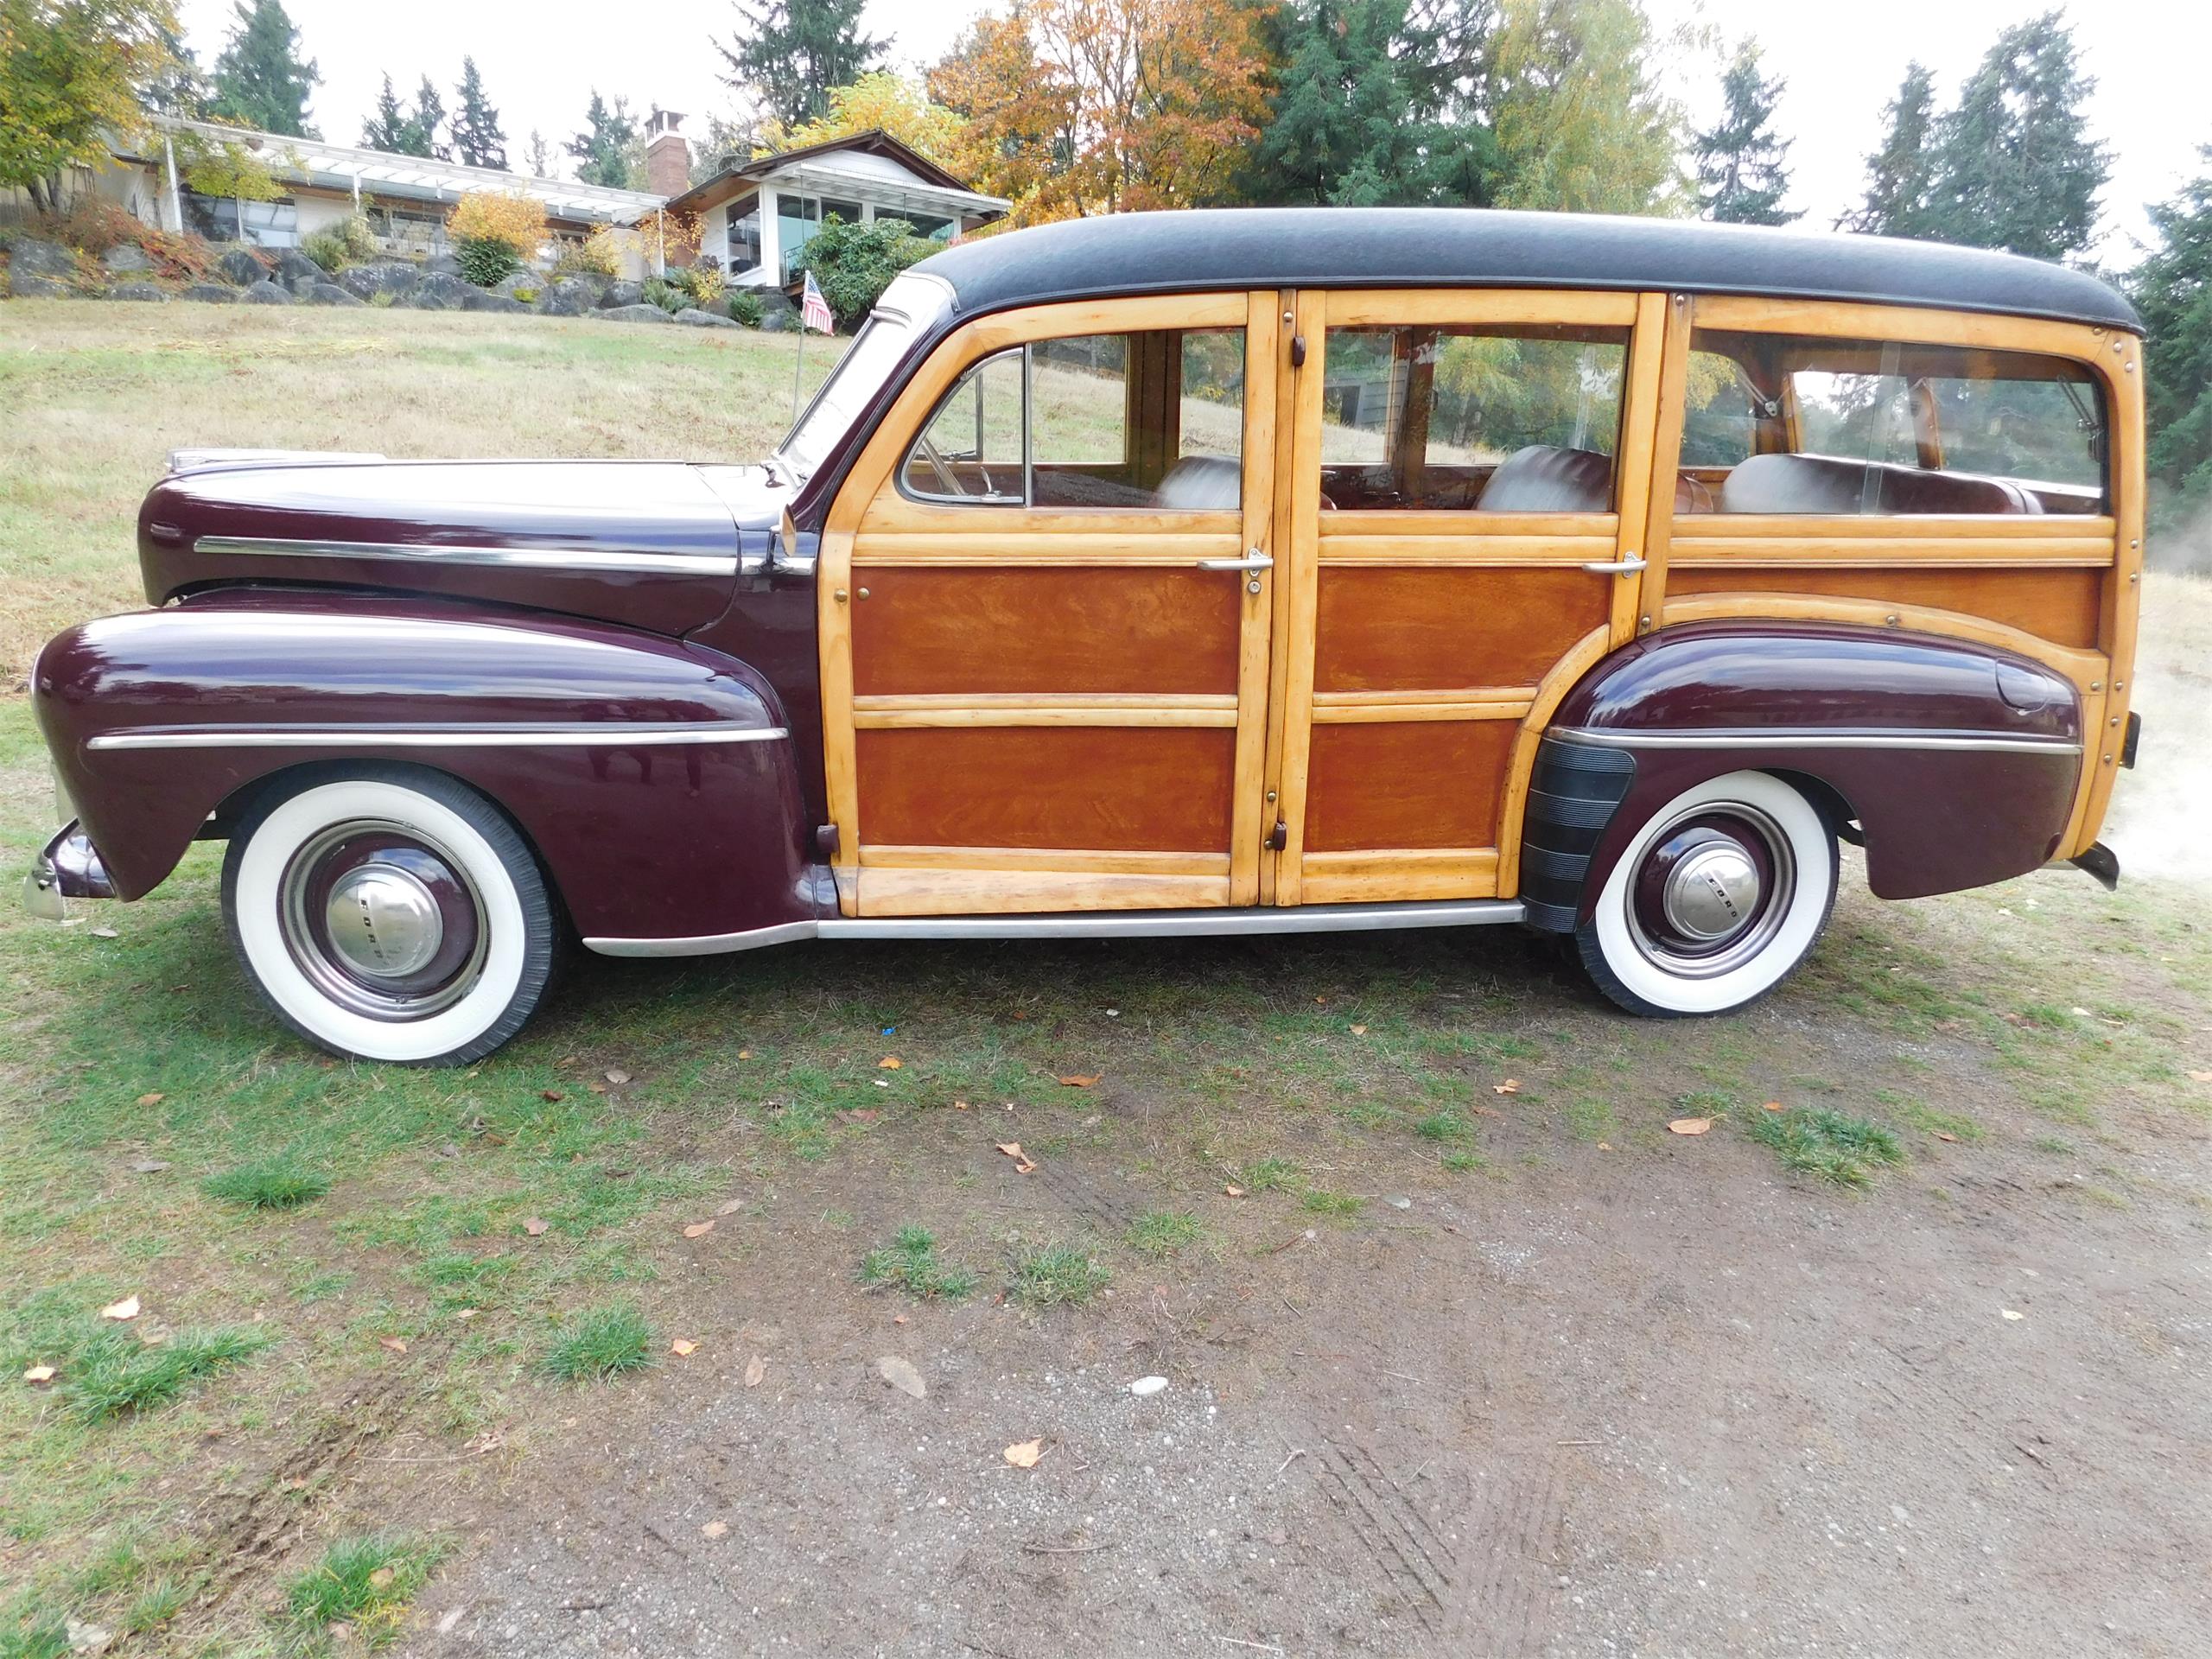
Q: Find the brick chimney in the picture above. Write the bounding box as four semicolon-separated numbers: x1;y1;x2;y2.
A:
644;108;689;200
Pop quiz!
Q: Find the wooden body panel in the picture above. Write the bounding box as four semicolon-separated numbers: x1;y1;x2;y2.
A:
1663;565;2105;649
1313;567;1612;691
1304;721;1516;851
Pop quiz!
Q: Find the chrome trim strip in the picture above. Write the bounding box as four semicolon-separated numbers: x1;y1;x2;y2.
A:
582;899;1526;957
194;535;741;579
87;723;786;752
1551;726;2082;755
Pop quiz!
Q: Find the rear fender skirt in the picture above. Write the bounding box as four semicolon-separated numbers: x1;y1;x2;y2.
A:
1526;621;2086;924
33;594;815;939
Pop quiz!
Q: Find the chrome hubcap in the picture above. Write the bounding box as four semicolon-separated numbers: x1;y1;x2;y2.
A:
278;820;486;1020
324;864;444;979
1662;843;1763;941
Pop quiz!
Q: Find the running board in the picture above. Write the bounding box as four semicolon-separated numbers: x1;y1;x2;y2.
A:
584;899;1527;958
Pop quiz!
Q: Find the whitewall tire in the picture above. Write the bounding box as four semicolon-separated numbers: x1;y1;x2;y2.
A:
221;767;556;1065
1576;770;1836;1018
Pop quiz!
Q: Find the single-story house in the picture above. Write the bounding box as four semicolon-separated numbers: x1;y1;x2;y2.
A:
662;130;1010;288
76;115;664;265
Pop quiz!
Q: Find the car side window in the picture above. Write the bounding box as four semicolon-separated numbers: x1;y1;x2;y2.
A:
900;329;1246;510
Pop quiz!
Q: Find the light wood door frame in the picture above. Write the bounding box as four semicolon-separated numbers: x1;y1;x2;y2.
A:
818;290;1281;917
1268;287;1666;906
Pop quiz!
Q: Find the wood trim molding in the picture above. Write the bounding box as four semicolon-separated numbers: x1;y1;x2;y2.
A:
852;533;1243;567
855;866;1232;916
1321;289;1638;328
1611;290;1669;646
1271;288;1329;907
1310;688;1535;723
852;693;1239;729
1494;623;1616;898
1230;291;1281;906
858;845;1228;877
1689;295;2123;362
1314;535;1617;567
1669;533;2117;569
1299;848;1501;904
1635;289;1695;629
817;525;860;912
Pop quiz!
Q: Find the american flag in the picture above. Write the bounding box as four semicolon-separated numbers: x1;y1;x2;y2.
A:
800;270;834;335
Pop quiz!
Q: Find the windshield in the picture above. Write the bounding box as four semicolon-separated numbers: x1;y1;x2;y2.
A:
774;271;955;483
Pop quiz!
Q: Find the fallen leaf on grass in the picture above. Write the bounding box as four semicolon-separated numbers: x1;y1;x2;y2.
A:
604;1068;631;1084
1668;1117;1713;1136
840;1109;881;1124
878;1056;902;1070
99;1296;140;1322
670;1338;697;1357
1596;1142;1614;1152
953;1099;971;1111
368;1567;395;1589
1057;1074;1102;1088
523;1217;549;1236
745;1355;766;1388
135;1091;164;1107
1936;1132;1959;1143
541;1090;563;1103
701;1520;728;1539
1223;1184;1246;1198
22;1364;55;1385
996;1141;1037;1173
1493;1079;1521;1096
715;1198;746;1217
738;1049;754;1060
378;1338;407;1355
683;1219;716;1239
1762;1101;1783;1112
1348;1024;1368;1036
1003;1439;1044;1469
2190;1070;2212;1084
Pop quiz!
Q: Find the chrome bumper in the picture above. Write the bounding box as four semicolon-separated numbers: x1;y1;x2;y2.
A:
22;821;116;920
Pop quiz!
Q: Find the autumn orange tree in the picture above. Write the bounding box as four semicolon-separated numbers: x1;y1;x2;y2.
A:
929;0;1271;223
767;72;968;169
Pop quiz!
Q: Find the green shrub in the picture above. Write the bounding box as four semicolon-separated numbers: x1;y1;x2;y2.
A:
454;234;521;287
789;214;935;331
727;289;764;327
671;261;726;306
301;214;375;273
641;275;687;315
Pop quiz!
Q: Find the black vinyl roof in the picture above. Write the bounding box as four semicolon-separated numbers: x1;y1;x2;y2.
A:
912;207;2141;334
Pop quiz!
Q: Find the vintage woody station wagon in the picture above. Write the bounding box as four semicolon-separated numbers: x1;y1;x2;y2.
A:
26;209;2148;1064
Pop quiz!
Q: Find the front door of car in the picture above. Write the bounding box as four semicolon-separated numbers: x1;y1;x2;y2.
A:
817;293;1282;916
1261;289;1669;906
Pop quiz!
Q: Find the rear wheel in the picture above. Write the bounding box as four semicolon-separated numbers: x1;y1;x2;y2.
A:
1576;770;1836;1018
221;767;556;1065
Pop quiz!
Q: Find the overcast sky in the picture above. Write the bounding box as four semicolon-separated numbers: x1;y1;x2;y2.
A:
176;0;2211;261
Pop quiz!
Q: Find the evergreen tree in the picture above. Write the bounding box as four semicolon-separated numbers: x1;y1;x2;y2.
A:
1927;12;2107;260
567;90;639;188
141;21;208;117
207;0;318;137
524;130;554;179
1692;40;1797;226
360;73;410;152
2131;146;2212;523
401;73;448;160
715;0;886;129
1841;61;1937;237
449;56;507;169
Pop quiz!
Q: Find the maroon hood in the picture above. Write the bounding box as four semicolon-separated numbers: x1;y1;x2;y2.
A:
137;454;791;638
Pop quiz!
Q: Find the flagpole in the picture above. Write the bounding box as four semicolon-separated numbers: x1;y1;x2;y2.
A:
791;317;805;423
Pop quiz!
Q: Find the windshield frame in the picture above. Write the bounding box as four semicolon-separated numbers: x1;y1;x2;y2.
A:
772;270;956;485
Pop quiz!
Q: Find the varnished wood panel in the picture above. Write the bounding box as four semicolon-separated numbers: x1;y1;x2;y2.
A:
1314;566;1612;692
1300;849;1500;903
851;569;1242;696
855;727;1235;851
1302;720;1517;852
1662;565;2102;649
855;868;1230;915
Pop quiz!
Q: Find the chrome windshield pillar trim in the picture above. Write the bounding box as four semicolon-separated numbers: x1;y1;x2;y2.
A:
192;535;741;579
582;899;1526;957
1549;726;2082;755
86;723;787;752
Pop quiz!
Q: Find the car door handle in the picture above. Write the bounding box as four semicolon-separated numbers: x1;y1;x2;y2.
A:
1581;554;1648;575
1198;550;1274;572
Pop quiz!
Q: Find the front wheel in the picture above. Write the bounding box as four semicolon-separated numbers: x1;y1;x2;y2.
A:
222;767;556;1065
1576;770;1836;1018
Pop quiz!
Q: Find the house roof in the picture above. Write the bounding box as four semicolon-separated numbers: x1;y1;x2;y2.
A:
664;130;999;216
911;207;2142;334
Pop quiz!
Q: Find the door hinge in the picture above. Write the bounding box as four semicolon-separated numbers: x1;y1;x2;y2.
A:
1289;334;1306;368
1266;819;1288;852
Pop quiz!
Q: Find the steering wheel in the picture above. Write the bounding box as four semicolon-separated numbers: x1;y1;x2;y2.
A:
917;435;969;498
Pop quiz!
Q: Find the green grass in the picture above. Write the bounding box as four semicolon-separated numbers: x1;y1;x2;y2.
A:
538;1303;655;1382
201;1155;330;1210
1874;1091;1986;1143
1300;1189;1364;1219
0;1616;69;1659
1236;1157;1303;1192
1414;1109;1475;1142
1007;1244;1111;1309
1125;1210;1206;1259
1440;1149;1490;1173
284;1533;442;1644
122;1574;191;1635
858;1226;977;1300
1743;1107;1906;1187
65;1325;272;1422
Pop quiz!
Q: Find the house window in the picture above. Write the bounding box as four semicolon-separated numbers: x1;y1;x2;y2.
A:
776;194;867;279
725;194;761;274
181;192;300;248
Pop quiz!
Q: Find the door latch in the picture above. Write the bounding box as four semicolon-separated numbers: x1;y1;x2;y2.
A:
1289;335;1306;367
1266;819;1288;852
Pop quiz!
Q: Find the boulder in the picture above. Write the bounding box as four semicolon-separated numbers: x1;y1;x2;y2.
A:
273;248;328;289
538;276;602;317
598;302;674;325
596;280;644;310
10;237;74;279
757;308;791;333
10;273;69;299
754;287;798;321
491;269;542;298
216;248;268;286
308;282;365;307
102;245;153;274
181;283;240;303
461;289;528;313
242;279;292;304
108;282;170;302
674;307;741;328
425;252;464;277
411;272;474;309
338;261;420;301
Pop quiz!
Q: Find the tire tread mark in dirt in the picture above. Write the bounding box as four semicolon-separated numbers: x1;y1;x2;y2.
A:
1447;1455;1567;1656
1029;1158;1144;1238
1312;1437;1452;1630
